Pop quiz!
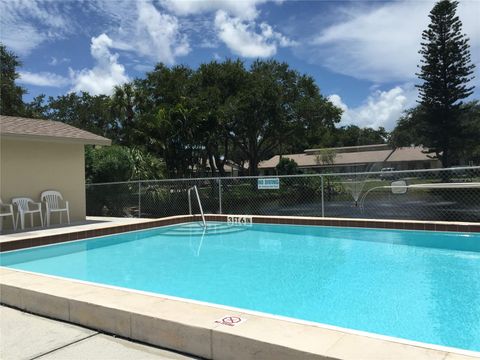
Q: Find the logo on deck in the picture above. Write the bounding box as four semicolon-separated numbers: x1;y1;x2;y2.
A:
215;315;246;327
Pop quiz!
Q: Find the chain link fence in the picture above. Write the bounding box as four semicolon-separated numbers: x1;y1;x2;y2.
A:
86;166;480;222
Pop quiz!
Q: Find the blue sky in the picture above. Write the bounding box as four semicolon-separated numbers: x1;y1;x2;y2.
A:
1;0;479;130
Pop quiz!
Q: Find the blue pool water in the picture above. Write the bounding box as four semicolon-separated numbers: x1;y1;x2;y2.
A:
1;222;480;352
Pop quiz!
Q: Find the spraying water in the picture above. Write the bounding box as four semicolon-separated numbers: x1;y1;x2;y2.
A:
341;176;367;205
337;134;390;206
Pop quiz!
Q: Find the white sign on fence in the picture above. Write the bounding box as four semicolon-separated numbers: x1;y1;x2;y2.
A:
258;178;280;190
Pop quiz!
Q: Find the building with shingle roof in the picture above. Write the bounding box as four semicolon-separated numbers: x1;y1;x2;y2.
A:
1;115;111;228
258;144;440;174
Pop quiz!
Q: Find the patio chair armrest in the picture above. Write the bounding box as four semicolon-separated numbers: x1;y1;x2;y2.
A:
0;203;13;214
28;202;42;211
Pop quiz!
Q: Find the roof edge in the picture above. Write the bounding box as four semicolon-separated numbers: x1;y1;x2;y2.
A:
0;133;112;146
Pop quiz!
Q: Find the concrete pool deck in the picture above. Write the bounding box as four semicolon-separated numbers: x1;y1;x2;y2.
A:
0;216;158;242
1;267;479;360
0;305;197;360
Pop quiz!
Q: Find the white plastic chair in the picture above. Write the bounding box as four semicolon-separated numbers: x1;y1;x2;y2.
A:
41;190;70;226
0;198;16;232
12;197;44;230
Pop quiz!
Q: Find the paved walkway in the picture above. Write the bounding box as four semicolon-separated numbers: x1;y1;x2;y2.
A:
0;306;198;360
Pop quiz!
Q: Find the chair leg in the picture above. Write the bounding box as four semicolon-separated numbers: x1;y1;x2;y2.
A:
67;210;70;224
46;211;50;227
31;213;34;228
12;214;16;231
39;210;44;227
60;212;62;224
20;213;25;230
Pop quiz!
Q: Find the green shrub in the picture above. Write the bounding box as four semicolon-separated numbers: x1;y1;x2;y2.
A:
86;145;165;183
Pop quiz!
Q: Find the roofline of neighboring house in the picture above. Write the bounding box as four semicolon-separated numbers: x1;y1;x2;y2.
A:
305;143;390;154
258;157;440;170
0;132;112;146
258;146;439;170
271;162;371;169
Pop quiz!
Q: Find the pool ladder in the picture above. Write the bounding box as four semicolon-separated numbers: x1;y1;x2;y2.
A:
188;185;207;228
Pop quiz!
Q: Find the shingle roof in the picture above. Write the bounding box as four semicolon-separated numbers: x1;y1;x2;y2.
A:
258;150;393;169
0;115;111;145
259;146;436;169
386;146;436;162
305;144;390;154
258;154;311;168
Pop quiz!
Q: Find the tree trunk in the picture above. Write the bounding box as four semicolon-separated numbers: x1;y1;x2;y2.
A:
207;152;216;177
249;154;259;176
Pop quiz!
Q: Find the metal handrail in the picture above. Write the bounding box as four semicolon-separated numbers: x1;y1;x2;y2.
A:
188;185;207;228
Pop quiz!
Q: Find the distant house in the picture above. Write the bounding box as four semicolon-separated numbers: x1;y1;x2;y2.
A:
193;158;248;177
0;115;111;225
258;144;441;175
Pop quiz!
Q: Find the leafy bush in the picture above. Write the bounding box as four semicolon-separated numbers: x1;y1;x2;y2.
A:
276;158;299;175
86;145;165;183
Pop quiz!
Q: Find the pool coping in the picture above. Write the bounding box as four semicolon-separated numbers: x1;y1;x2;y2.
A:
1;267;479;360
1;214;479;252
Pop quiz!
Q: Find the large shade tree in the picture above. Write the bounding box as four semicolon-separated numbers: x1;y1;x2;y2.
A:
134;64;198;177
0;44;26;116
192;59;248;176
120;59;341;176
225;60;341;175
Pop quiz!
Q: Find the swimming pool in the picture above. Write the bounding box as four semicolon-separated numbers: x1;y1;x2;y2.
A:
1;222;479;352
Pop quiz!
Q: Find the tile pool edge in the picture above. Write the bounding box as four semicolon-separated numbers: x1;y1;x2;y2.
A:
1;214;479;252
1;267;479;360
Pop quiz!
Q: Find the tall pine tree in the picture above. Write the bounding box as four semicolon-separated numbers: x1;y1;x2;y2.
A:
416;0;475;167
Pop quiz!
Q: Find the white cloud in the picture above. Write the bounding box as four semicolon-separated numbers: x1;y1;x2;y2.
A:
69;34;129;95
310;0;480;83
133;63;154;73
48;57;70;66
135;1;190;63
18;71;70;87
328;94;348;113
160;0;271;21
214;10;294;58
0;0;75;55
92;0;190;65
0;24;46;56
329;85;418;130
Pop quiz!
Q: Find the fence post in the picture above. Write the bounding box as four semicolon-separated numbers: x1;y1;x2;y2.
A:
138;181;141;218
321;175;325;218
218;178;223;214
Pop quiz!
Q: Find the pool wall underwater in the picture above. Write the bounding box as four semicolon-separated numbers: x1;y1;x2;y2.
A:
1;214;480;360
1;214;479;252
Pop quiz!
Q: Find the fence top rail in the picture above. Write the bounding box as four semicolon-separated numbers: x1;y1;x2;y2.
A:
85;165;480;187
